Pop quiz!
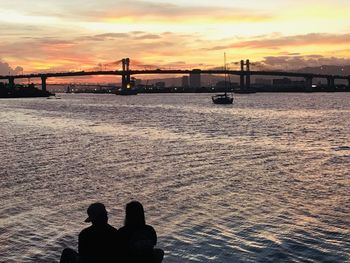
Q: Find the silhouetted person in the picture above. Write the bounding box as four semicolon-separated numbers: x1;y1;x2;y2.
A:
60;203;119;263
118;201;164;263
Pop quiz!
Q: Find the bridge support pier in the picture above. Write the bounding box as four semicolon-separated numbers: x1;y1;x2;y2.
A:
245;74;250;89
121;58;131;90
240;74;245;88
8;77;15;90
245;59;250;89
327;77;335;90
41;76;47;92
121;74;131;89
240;60;245;88
305;76;313;92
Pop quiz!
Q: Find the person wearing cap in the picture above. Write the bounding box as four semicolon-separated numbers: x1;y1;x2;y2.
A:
79;202;119;262
60;202;119;263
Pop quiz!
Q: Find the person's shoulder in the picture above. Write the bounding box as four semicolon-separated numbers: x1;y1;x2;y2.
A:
106;223;118;233
117;225;124;230
79;225;94;237
117;225;128;235
145;225;156;233
144;225;157;241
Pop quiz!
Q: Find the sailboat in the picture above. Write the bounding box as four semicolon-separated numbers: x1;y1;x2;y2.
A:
212;93;233;104
212;53;233;104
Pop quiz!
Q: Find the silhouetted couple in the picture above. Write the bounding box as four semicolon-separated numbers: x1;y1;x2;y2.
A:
60;201;164;263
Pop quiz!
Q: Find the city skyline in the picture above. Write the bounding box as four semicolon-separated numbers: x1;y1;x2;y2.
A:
1;0;350;82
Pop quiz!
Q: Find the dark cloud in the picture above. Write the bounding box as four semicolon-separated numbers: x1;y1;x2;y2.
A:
0;23;43;35
134;34;161;40
21;37;74;45
257;55;350;70
206;33;350;50
0;61;24;75
80;32;161;42
278;52;301;56
305;54;324;59
81;33;130;41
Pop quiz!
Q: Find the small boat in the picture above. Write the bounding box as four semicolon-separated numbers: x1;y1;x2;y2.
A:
116;88;138;95
212;93;233;104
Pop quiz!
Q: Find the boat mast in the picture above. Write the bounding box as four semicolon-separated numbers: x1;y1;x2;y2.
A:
224;52;227;96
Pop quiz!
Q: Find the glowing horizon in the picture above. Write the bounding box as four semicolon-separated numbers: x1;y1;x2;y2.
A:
1;0;350;81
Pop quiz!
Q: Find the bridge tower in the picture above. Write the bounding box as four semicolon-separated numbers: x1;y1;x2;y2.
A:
41;76;47;92
8;76;15;90
121;58;131;90
246;59;251;88
240;60;245;88
305;76;313;92
239;60;251;89
327;77;335;91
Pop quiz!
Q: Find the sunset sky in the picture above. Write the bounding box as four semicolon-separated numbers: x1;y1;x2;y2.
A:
1;0;350;81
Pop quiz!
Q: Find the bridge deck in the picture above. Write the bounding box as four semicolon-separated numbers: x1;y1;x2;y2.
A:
0;69;349;80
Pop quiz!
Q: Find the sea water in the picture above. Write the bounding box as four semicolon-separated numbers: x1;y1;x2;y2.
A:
0;93;349;262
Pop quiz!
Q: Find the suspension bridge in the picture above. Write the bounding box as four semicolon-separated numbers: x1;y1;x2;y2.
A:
1;58;349;92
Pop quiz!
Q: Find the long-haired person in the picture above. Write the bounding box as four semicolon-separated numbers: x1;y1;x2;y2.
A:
118;201;164;263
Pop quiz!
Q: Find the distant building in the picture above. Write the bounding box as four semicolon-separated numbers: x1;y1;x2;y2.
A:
134;78;142;86
215;80;237;89
189;70;201;89
155;82;165;88
255;78;272;85
273;78;292;86
181;76;189;88
292;80;305;87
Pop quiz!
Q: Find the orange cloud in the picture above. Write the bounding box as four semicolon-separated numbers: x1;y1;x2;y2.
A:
2;30;350;82
0;31;202;73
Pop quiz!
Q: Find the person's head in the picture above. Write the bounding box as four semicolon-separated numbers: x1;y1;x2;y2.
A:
85;203;108;225
124;201;145;227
